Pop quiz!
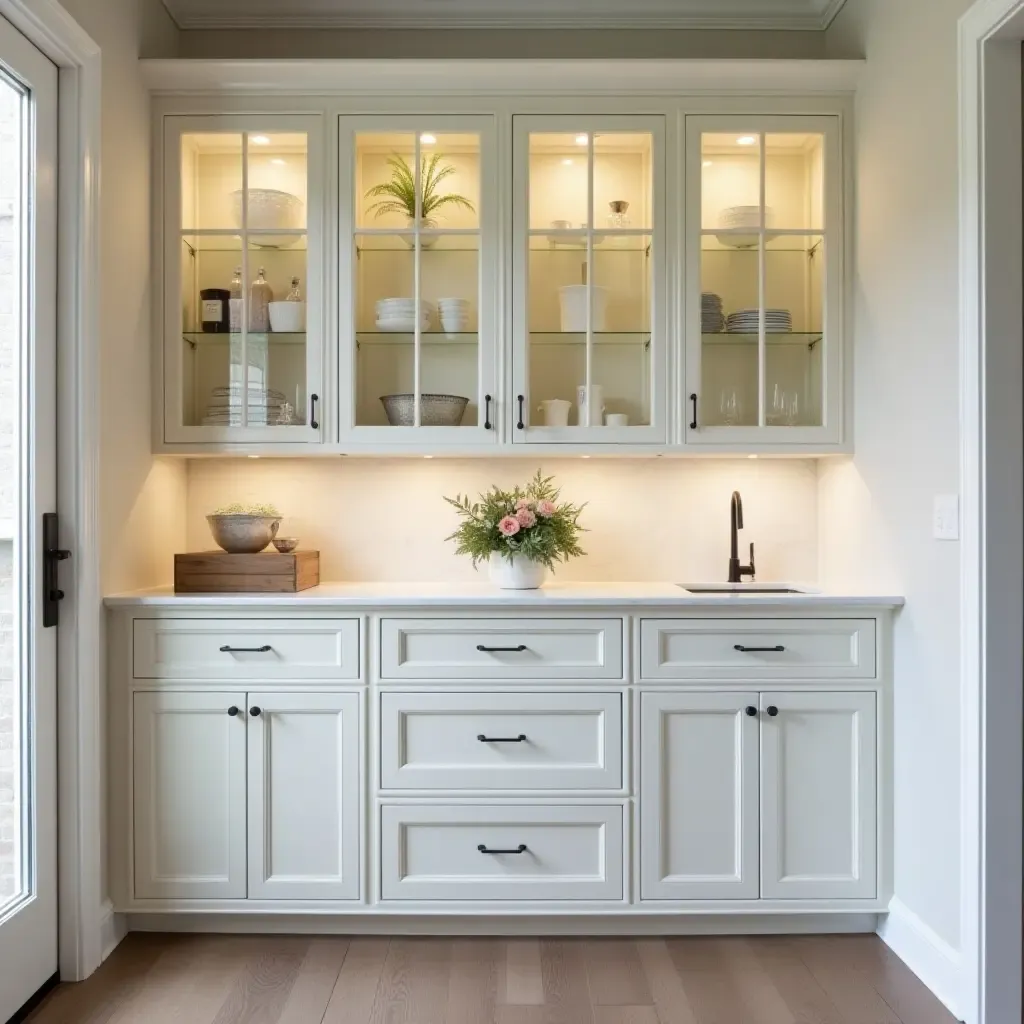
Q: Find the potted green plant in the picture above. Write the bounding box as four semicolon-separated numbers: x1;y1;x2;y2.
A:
364;152;475;249
445;471;586;589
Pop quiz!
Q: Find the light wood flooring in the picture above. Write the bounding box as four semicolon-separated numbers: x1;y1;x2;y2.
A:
25;934;959;1024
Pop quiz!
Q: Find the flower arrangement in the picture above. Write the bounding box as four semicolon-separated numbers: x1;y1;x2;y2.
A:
444;470;586;572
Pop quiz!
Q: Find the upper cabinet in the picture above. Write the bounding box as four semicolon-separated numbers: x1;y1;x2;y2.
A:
163;114;325;445
684;115;844;447
338;115;498;445
512;116;668;444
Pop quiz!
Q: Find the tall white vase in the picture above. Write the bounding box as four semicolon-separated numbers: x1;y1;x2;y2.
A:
488;553;547;590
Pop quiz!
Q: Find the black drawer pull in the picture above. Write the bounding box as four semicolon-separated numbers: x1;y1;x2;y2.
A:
227;706;240;717
484;394;492;430
734;644;786;653
220;644;272;653
516;395;525;430
744;706;757;717
478;734;527;743
310;393;320;430
249;706;262;717
478;844;528;855
476;644;527;653
767;706;779;717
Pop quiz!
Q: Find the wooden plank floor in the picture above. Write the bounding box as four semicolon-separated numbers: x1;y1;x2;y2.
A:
25;934;959;1024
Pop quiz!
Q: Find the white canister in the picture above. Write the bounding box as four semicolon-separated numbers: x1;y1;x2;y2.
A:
268;301;306;333
576;384;606;426
537;399;571;427
605;412;629;427
559;285;608;333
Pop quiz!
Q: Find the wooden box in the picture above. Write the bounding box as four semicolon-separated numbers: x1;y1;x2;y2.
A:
174;551;320;594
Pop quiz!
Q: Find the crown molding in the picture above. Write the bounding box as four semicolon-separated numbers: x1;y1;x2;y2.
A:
140;57;864;95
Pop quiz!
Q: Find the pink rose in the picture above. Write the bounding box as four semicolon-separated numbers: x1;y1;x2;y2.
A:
498;516;521;537
516;508;537;528
515;498;534;510
536;500;557;518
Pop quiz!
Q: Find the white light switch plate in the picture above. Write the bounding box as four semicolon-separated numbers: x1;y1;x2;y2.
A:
933;494;960;540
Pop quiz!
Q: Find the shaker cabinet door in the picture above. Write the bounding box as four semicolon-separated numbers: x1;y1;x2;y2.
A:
247;691;362;900
760;691;877;899
132;690;248;900
639;691;759;900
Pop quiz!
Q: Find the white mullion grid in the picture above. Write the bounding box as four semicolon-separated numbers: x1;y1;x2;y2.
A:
241;132;249;430
585;131;594;427
413;133;422;429
758;131;766;429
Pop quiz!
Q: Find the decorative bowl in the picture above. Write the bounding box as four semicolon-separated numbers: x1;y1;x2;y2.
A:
380;393;469;427
230;188;304;248
206;514;281;554
272;537;299;553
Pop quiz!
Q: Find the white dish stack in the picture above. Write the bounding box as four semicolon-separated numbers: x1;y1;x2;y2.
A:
437;297;470;335
203;386;289;426
716;205;777;249
376;298;433;333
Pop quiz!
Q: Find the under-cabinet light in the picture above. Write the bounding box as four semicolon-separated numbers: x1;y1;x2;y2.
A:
748;455;758;460
737;136;757;146
420;133;436;145
270;158;286;166
702;160;713;168
424;455;434;459
575;134;588;145
250;135;271;145
248;455;260;459
562;158;574;166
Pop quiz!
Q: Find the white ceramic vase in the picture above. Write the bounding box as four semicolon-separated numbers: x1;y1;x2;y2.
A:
488;553;547;590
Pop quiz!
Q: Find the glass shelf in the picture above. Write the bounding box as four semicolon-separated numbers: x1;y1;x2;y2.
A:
702;332;822;347
182;332;307;346
356;332;478;345
530;332;652;345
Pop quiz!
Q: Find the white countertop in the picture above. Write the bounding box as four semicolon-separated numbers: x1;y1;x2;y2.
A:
104;582;904;609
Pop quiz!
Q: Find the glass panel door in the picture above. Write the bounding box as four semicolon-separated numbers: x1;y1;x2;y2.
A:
514;117;666;443
0;14;57;1021
167;117;322;442
688;117;840;444
340;117;496;442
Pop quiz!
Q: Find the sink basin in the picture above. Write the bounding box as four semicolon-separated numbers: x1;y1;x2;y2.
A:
677;584;812;595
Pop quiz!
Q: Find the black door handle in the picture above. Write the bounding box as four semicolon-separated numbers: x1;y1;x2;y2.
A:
516;395;525;430
478;844;528;855
42;512;71;628
220;644;272;653
249;706;262;717
689;393;698;430
484;394;492;430
478;734;527;743
734;645;786;653
744;706;757;717
766;706;779;717
310;393;320;430
476;644;527;653
227;706;240;717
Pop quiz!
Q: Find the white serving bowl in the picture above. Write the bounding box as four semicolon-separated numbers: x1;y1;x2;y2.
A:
376;318;431;333
268;301;305;333
231;189;304;248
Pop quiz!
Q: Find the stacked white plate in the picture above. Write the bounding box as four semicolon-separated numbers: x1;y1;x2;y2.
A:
376;297;433;333
725;308;793;334
701;292;725;334
716;205;778;249
203;385;288;426
437;296;470;334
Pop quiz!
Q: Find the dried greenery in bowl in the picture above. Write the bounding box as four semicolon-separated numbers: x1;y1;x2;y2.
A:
210;502;281;518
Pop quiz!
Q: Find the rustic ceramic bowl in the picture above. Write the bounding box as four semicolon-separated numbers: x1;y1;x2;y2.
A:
380;393;469;427
206;514;281;554
272;537;299;553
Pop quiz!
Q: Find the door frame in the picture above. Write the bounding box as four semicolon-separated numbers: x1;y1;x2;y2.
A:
0;0;102;985
959;1;1024;1022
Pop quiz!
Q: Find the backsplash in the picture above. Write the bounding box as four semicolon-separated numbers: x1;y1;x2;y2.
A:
185;458;819;583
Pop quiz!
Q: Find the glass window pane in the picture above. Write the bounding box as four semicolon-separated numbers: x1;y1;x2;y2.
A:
529;133;589;232
701;131;762;233
181;132;242;231
593;132;653;231
765;234;824;427
765;132;824;231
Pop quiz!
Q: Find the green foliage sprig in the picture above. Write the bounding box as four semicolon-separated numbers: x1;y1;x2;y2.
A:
364;153;475;222
444;470;586;572
210;502;281;517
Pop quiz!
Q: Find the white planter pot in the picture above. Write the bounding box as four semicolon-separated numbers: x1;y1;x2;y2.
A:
488;553;547;590
402;217;438;249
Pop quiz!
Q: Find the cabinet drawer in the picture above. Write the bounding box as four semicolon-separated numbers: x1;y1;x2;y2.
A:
379;618;623;680
640;619;876;680
380;804;624;902
133;618;361;680
379;691;623;791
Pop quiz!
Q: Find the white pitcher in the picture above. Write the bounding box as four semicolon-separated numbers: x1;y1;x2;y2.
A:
537;399;571;427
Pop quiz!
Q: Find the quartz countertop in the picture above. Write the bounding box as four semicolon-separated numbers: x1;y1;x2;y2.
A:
104;582;904;609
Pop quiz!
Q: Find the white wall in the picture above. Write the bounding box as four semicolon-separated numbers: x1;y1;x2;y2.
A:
187;458;820;583
56;0;187;593
823;0;973;956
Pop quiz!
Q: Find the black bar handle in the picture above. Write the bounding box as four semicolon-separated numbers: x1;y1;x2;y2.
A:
478;734;527;743
220;644;272;653
42;512;71;628
767;706;779;717
516;395;525;430
310;393;320;430
734;644;786;653
689;393;698;430
249;706;262;717
478;844;528;855
484;394;492;430
476;644;527;653
227;706;240;717
744;706;757;717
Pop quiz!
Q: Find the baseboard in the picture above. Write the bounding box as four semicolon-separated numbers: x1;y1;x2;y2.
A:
127;912;879;936
877;898;962;1021
99;899;128;963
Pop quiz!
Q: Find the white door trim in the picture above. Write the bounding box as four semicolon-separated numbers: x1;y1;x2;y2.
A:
959;2;1024;1022
0;0;102;985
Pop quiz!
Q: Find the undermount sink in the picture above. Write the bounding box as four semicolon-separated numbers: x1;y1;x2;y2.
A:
677;584;813;595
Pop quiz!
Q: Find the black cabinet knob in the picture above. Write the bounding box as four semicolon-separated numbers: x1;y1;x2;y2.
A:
249;706;262;717
767;706;779;717
227;706;239;717
744;706;757;717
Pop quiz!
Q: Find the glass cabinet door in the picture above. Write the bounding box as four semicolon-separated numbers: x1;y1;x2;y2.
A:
164;115;324;444
685;115;842;446
512;116;667;444
338;116;497;443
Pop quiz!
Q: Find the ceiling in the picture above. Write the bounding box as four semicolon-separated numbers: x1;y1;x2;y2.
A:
161;0;847;31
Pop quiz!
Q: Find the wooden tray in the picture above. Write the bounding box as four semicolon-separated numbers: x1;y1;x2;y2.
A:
174;551;320;593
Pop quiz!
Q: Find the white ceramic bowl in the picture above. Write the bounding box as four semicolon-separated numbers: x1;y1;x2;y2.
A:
376;318;430;333
268;301;305;333
231;189;304;248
